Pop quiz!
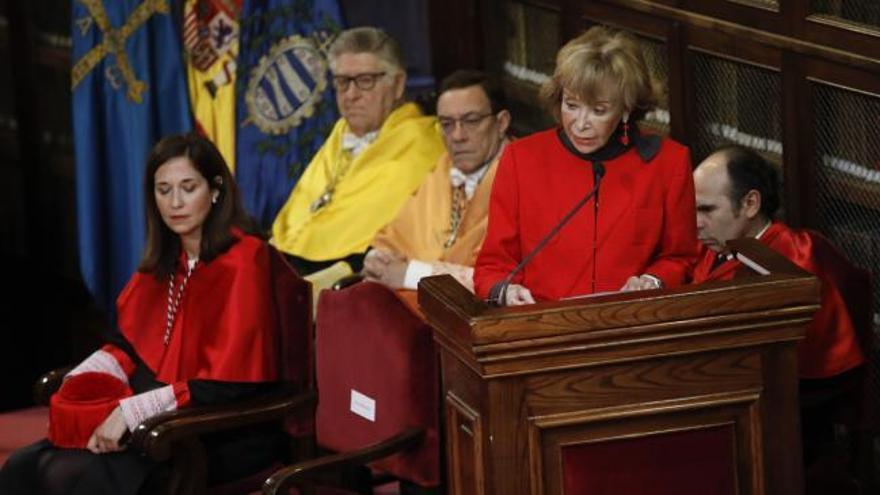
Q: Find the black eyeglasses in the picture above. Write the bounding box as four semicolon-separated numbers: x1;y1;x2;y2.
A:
437;113;495;134
332;72;387;92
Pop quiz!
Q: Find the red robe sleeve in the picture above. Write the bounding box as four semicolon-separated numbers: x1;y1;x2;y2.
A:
642;147;698;287
770;229;866;378
474;145;522;299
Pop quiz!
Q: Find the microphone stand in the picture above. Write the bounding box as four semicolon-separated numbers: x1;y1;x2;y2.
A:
491;163;605;306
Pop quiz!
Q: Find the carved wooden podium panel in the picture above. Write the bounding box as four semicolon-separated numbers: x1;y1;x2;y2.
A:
418;239;819;494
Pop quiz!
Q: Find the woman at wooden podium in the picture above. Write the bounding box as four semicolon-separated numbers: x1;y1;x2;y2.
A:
474;25;698;305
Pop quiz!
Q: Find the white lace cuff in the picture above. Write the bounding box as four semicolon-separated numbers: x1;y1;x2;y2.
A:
118;385;178;431
403;259;433;290
66;350;129;384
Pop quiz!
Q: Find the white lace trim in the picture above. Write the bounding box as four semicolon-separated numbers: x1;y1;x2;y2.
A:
118;385;178;431
66;350;128;384
403;259;433;290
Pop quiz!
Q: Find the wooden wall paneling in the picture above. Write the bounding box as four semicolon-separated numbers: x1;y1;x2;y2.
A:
798;57;880;312
684;20;782;68
678;0;785;34
795;2;880;60
680;21;698;152
480;0;507;83
666;21;688;143
493;0;564;135
781;52;812;228
682;25;783;164
800;60;880;217
801;54;880;96
560;0;583;41
611;0;880;74
6;0;44;262
428;0;484;82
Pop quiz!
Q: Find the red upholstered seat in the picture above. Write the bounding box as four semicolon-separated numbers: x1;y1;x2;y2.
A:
313;281;440;487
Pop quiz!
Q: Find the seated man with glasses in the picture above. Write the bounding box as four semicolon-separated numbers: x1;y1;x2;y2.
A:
271;27;445;277
362;70;511;299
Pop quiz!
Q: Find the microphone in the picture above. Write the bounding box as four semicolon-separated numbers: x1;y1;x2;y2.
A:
489;162;606;306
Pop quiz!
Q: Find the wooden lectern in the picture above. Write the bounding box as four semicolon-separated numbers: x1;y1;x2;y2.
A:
418;239;820;495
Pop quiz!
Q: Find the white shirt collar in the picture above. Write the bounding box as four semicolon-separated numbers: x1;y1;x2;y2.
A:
341;130;379;157
449;163;490;200
448;140;506;200
754;220;773;240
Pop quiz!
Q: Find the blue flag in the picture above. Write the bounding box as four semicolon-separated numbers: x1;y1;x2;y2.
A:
235;0;344;229
72;0;193;309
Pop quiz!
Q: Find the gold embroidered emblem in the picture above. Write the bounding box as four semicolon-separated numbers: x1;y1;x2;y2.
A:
71;0;170;103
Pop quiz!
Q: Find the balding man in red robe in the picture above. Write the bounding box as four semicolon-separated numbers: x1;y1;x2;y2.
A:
691;144;865;467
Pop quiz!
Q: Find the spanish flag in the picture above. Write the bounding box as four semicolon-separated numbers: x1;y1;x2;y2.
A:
183;0;240;171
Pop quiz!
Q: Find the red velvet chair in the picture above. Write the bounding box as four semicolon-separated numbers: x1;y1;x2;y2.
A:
801;232;876;493
0;246;315;495
263;281;441;494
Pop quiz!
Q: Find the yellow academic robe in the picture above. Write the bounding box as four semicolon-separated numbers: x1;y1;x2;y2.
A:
271;102;444;261
371;152;499;267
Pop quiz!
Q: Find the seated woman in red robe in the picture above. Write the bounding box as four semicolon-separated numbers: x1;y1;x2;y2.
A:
474;26;698;305
0;134;284;494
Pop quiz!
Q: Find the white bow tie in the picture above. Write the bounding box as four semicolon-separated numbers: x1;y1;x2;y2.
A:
449;165;488;200
341;131;378;157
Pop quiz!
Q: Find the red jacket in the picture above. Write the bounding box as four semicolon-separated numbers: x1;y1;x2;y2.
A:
474;129;698;301
692;221;865;378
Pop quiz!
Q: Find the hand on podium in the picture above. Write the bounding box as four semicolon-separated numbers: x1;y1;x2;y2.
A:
620;274;663;292
504;284;535;306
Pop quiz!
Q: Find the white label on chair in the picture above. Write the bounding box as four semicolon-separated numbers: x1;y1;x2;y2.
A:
350;389;376;422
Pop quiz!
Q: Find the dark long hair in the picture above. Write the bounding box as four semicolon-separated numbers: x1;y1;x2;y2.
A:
139;133;261;279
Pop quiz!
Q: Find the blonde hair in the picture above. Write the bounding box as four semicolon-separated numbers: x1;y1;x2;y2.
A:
328;27;405;74
540;26;659;123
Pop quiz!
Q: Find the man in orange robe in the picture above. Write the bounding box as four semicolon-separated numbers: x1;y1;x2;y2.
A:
363;70;511;296
691;144;865;465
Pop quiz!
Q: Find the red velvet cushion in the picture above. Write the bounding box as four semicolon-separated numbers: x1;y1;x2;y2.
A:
48;372;132;448
315;282;440;487
562;425;736;495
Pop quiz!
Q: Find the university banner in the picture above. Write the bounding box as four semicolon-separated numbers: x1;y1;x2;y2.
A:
183;0;240;171
235;0;343;229
72;0;193;309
